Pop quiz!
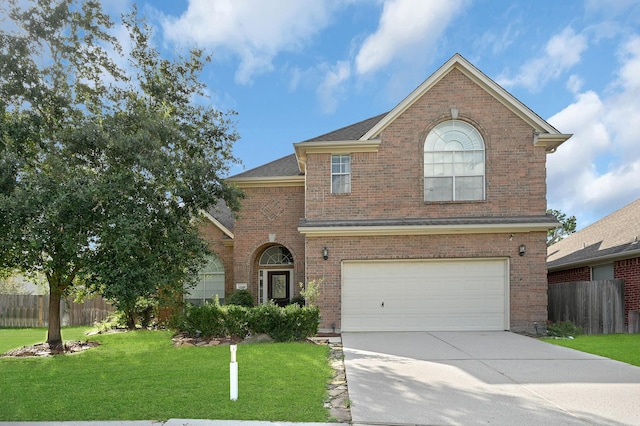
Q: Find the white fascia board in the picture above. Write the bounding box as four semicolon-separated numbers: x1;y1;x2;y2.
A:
226;175;305;188
200;209;234;239
535;133;573;153
294;139;381;170
298;221;558;237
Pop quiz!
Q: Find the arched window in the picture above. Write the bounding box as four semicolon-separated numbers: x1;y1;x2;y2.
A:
185;255;225;306
259;245;294;266
424;120;485;202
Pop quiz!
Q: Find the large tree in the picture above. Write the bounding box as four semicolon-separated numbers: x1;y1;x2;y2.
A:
0;1;242;348
547;209;577;246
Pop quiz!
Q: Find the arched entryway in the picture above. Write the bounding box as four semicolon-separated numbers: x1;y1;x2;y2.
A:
257;245;294;306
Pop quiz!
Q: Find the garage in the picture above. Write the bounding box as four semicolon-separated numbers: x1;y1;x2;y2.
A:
341;258;509;332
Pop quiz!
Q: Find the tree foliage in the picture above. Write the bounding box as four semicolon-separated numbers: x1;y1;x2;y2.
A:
0;1;242;344
547;209;577;246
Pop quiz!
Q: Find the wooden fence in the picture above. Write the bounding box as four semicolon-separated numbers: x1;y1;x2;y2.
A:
0;294;114;327
548;279;625;334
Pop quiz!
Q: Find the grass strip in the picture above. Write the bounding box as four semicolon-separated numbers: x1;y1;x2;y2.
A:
542;333;640;367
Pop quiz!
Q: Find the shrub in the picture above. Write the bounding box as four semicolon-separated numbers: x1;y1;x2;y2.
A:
247;302;319;342
227;289;254;307
299;278;322;307
135;297;157;328
247;301;282;335
173;301;320;342
224;304;250;338
290;295;305;307
182;303;225;338
546;320;583;338
95;296;157;331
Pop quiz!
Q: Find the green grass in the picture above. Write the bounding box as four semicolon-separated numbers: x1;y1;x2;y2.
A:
0;328;332;422
543;333;640;367
0;326;92;354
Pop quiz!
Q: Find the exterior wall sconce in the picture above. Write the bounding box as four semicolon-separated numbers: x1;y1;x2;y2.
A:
519;244;526;256
322;247;329;260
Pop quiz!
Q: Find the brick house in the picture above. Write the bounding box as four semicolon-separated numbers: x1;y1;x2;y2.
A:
547;198;640;325
193;54;571;334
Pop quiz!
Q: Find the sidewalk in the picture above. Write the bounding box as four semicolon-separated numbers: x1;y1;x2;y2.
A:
1;421;345;426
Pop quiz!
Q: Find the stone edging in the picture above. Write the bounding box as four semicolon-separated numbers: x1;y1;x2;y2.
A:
311;337;352;423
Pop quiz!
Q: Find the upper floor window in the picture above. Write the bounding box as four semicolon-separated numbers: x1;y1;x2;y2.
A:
424;120;485;202
331;154;351;194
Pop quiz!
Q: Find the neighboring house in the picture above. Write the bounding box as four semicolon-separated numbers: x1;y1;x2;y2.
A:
197;54;571;334
547;198;640;324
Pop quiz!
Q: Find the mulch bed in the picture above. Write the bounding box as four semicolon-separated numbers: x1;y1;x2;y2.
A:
1;340;100;357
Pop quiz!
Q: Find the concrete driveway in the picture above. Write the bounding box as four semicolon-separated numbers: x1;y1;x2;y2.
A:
342;332;640;426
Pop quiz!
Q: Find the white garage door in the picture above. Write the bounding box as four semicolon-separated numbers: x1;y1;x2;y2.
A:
342;259;509;332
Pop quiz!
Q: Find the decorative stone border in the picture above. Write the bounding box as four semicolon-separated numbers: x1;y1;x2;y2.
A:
311;337;352;423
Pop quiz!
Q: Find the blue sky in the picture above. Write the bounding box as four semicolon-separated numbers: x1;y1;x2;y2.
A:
101;1;640;229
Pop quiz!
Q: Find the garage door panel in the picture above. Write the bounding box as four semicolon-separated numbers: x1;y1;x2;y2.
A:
342;259;508;332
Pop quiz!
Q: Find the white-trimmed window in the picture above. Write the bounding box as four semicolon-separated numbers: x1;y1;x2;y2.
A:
424;120;485;202
592;263;614;280
185;255;225;306
331;154;351;194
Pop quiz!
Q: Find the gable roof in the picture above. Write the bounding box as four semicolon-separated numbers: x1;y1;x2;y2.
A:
547;198;640;270
302;112;389;142
361;53;572;153
201;199;235;239
231;114;388;181
231;53;571;185
230;153;301;179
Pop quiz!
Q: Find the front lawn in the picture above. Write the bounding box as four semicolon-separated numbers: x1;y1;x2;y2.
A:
0;327;91;354
543;333;640;367
0;328;331;422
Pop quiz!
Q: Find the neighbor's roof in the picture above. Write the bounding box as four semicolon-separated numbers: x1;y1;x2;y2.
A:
547;198;640;270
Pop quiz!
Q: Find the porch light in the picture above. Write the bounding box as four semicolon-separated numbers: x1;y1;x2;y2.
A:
519;244;526;256
322;247;329;260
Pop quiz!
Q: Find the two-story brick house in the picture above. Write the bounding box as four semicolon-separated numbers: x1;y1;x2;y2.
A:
194;54;571;334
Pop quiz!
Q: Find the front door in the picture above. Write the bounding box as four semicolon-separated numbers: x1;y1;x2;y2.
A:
268;271;290;307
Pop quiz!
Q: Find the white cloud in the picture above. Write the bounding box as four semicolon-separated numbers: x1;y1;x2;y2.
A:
566;75;584;94
547;37;640;228
317;61;352;114
161;0;335;84
355;0;466;76
498;27;587;91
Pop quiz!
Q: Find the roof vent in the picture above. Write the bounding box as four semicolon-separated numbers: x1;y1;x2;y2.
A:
633;236;638;245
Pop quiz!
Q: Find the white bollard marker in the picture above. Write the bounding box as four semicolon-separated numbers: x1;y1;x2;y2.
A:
230;344;238;401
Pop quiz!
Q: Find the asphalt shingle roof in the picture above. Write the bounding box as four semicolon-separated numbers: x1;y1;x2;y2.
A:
228;112;389;180
229;153;301;179
547;198;640;269
301;112;389;142
207;199;235;233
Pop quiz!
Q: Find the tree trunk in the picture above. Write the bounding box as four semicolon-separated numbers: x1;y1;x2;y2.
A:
47;289;64;351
